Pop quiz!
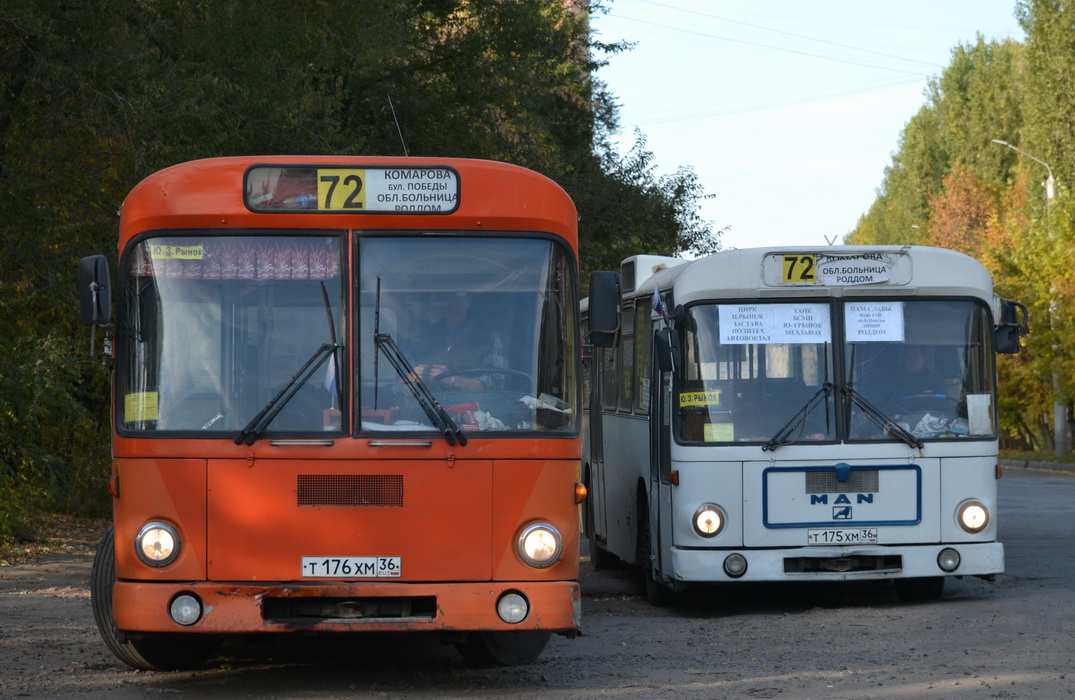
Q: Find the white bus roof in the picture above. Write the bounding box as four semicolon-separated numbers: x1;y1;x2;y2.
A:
622;246;996;306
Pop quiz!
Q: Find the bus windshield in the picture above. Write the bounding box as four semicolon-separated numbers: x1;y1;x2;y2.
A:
677;302;836;444
119;234;345;434
675;299;994;445
119;233;577;437
846;300;994;441
358;236;576;435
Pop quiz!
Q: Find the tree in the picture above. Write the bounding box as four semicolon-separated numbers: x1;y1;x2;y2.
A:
0;0;717;540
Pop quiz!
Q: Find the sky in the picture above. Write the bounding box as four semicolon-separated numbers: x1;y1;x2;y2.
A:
591;0;1026;252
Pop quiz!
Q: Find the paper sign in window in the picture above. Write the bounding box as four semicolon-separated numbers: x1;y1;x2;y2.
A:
718;304;830;345
845;302;904;342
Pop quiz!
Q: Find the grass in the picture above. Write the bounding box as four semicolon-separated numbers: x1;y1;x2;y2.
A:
1000;449;1075;466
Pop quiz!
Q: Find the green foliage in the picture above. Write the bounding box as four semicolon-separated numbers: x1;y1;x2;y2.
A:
573;130;721;284
0;0;714;538
849;0;1075;450
0;334;111;543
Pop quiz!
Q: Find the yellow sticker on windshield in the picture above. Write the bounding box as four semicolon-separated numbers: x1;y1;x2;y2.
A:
705;423;734;441
679;391;721;407
125;392;159;422
150;244;204;260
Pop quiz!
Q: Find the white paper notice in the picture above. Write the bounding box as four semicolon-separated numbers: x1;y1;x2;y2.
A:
719;304;831;345
967;394;993;435
816;254;894;286
845;302;905;342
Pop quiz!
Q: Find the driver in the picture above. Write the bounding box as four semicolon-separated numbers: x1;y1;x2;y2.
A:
410;292;505;391
895;345;946;397
865;345;950;414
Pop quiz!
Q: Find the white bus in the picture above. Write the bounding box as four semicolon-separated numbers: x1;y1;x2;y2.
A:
582;246;1028;604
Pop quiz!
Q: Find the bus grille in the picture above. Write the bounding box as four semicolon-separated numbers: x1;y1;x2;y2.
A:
784;554;901;574
262;596;436;622
805;469;879;494
297;474;403;507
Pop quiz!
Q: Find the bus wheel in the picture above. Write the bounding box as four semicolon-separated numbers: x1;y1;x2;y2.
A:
588;527;620;569
894;576;945;602
91;526;220;671
454;630;551;666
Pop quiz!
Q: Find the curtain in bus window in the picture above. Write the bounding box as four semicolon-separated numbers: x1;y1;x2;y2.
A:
356;237;577;435
128;237;340;279
677;302;836;444
634;303;652;414
119;234;344;434
845;300;994;440
617;304;635;412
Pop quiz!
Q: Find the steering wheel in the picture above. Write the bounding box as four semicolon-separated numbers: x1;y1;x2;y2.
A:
273;390;328;430
433;368;534;393
893;392;960;414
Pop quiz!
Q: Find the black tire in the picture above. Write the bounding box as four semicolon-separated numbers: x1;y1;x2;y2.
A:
894;576;945;602
454;630;551;666
91;527;220;671
588;529;621;569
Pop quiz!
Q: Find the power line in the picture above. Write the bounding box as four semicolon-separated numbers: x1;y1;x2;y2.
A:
610;14;935;77
637;0;948;69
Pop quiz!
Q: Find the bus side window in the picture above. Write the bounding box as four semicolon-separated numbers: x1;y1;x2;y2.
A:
618;303;635;412
600;346;618;411
635;303;652;414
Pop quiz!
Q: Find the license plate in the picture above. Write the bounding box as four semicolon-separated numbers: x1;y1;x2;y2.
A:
301;556;402;578
806;528;878;545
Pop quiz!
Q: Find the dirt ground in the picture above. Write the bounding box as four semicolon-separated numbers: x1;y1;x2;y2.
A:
2;471;1074;700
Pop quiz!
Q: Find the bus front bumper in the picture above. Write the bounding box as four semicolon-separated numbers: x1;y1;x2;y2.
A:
668;541;1004;583
113;580;581;635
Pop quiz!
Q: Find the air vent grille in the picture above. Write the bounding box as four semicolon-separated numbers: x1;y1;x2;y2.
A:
297;474;403;507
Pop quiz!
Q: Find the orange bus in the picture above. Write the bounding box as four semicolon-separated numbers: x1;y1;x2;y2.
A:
79;156;619;670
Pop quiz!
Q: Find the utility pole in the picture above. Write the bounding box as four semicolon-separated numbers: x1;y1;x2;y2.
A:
991;139;1065;456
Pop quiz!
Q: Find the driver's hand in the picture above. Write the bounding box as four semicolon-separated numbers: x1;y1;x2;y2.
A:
410;364;446;381
443;374;483;390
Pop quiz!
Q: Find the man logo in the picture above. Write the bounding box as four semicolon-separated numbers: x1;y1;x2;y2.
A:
833;506;852;520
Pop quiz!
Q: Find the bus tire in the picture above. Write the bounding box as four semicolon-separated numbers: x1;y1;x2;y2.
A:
894;576;945;602
91;526;220;671
588;530;620;569
454;630;551;666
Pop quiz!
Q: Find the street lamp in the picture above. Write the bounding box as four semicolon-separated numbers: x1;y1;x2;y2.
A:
991;138;1065;455
992;139;1056;205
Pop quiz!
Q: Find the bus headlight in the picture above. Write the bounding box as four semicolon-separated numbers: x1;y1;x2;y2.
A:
517;523;563;568
135;521;180;567
957;500;989;533
693;504;726;537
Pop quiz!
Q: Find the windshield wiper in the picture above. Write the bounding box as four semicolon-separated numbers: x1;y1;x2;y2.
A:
763;383;834;452
374;332;467;446
841;385;924;449
234;342;338;445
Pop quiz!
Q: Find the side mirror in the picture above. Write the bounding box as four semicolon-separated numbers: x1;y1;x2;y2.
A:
654;327;680;372
79;255;112;326
587;270;621;348
994;298;1029;354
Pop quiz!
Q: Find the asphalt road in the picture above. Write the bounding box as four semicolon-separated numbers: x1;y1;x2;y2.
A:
1;464;1072;699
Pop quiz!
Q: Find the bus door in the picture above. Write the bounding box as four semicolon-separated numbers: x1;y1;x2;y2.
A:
649;316;677;583
583;270;624;561
586;342;608;547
